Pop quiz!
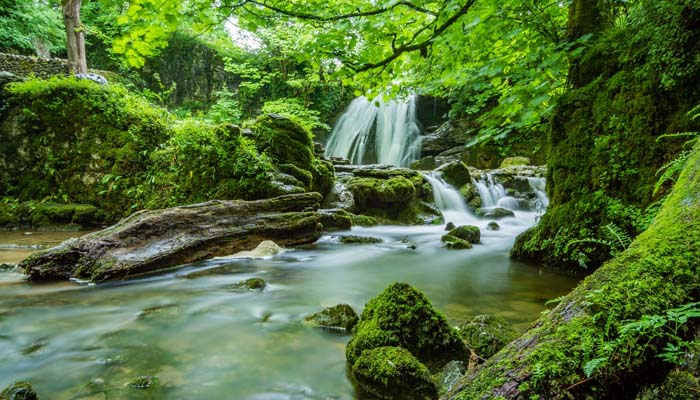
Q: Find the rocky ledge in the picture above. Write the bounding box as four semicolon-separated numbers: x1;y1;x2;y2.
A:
20;193;323;283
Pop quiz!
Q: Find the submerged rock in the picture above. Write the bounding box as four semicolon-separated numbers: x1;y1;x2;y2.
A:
487;221;501;231
128;375;158;389
233;278;268;291
441;235;473;250
20;193;323;282
346;282;468;370
304;304;358;331
336;235;383;244
0;381;38;400
445;222;456;231
0;263;17;272
458;314;518;359
227;240;284;259
475;207;515;219
351;346;437;400
446;225;480;244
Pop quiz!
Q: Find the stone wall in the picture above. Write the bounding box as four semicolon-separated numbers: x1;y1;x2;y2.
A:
0;53;69;78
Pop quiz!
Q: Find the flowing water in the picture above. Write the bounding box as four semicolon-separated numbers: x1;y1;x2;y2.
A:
324;95;421;167
0;179;577;399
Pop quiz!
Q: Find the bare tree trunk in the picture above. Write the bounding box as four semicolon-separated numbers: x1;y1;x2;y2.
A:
62;0;87;74
445;142;700;398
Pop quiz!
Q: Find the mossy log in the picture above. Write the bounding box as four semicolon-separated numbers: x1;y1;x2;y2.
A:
446;144;700;398
20;193;323;283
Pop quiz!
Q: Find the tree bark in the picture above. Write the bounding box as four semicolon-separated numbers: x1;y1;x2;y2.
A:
62;0;87;74
445;143;700;398
20;193;324;283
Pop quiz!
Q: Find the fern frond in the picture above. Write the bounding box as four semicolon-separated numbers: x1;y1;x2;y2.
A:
602;223;632;251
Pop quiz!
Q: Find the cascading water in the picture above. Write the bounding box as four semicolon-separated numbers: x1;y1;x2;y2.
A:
473;174;507;207
325;94;421;167
422;173;477;225
527;177;549;211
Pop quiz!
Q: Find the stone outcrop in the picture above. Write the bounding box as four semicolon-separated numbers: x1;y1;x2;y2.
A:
20;193;324;283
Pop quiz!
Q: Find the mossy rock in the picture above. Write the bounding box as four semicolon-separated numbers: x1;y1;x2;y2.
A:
436;161;471;187
346;176;417;206
252;114;314;168
487;221;500;231
457;314;518;359
349;213;379;227
441;235;473;250
337;235;383;244
351;346;437;400
638;369;700;400
27;202;105;229
447;225;480;244
318;209;352;231
445;222;456;231
0;381;38;400
499;157;531;168
278;163;313;189
129;375;158;389
232;277;268;291
346;282;468;371
475;207;515;219
311;158;335;196
411;156;436;170
304;304;359;331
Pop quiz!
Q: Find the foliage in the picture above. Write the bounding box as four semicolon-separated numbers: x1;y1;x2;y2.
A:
204;89;243;124
0;0;65;56
261;97;329;133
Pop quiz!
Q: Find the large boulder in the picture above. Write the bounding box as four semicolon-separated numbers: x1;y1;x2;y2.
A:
446;225;480;244
20;193;323;282
351;346;437;400
346;282;468;370
435;161;471;187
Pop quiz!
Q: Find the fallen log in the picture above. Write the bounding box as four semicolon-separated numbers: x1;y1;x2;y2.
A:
20;193;323;283
446;145;700;399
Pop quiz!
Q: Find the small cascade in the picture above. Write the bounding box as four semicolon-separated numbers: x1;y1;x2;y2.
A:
527;177;549;211
325;94;421;167
473;174;507;207
422;173;476;225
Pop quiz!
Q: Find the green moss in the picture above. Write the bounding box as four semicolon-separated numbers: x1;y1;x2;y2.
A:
337;235;383;244
347;282;468;371
232;277;268;291
0;381;37;400
304;304;359;331
446;225;480;244
441;235;473;250
349;213;379;227
458;315;518;359
351;346;437;400
436;161;471;187
499;157;531;168
28;202;105;229
311;158;335;196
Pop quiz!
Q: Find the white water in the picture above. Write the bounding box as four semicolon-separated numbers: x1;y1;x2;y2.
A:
473;174;507;207
528;177;549;211
325;95;421;167
422;173;478;226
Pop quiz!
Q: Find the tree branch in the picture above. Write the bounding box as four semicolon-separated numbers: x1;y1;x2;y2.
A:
244;0;438;21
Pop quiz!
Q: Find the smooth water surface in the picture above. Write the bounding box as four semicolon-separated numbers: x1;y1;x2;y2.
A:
0;212;578;399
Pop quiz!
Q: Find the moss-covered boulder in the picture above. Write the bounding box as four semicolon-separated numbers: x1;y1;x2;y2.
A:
318;209;353;231
337;235;383;244
487;221;500;231
0;381;38;400
458;314;518;359
441;235;473;250
233;277;267;291
304;304;358;331
22;202;105;230
475;207;515;219
349;213;379;227
499;157;531;168
351;346;437;400
346;282;468;370
446;225;480;244
435;161;471;187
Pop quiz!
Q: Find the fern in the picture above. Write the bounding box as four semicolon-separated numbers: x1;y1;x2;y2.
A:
583;357;608;378
654;150;692;196
602;223;632;251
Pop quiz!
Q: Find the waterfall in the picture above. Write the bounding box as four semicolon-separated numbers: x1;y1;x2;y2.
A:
527;177;549;211
422;173;477;225
325;94;421;167
473;174;507;207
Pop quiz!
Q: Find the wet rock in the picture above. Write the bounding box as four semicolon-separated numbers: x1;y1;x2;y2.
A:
411;156;436;170
322;180;355;210
445;222;456;231
0;381;38;400
499;157;531;168
0;263;17;272
459;183;480;208
447;225;480;244
233;278;268;291
458;314;518;359
441;235;473;250
128;375;158;389
304;304;358;331
226;240;284;259
20;193;323;282
346;282;468;370
349;213;379;227
318;209;352;231
487;221;500;231
351;346;437;400
439;360;467;396
336;235;383;244
475;207;515;219
435;161;471;187
26;202;106;230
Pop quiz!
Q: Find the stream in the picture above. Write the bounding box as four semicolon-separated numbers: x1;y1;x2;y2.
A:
0;204;578;399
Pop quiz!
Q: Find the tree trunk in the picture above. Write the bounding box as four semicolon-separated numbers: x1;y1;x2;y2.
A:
566;0;605;88
62;0;87;74
20;193;324;283
445;143;700;398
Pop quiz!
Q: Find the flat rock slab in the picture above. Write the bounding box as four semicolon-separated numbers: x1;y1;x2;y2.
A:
20;193;323;283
